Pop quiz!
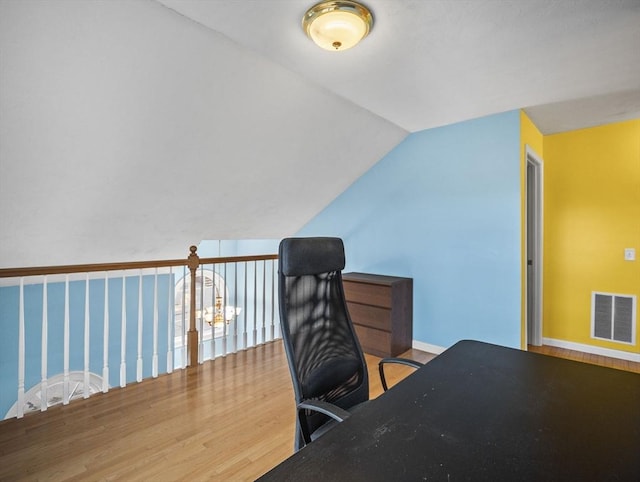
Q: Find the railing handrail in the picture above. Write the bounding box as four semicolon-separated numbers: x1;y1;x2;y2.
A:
0;253;278;278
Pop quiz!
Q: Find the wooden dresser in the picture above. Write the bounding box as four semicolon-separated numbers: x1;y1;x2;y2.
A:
342;272;413;358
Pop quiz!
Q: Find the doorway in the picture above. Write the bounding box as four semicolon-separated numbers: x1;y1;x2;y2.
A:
526;147;543;346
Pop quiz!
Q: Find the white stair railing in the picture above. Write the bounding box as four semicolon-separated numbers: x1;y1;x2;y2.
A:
0;248;279;420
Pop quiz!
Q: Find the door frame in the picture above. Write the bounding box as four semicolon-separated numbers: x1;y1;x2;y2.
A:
525;146;544;346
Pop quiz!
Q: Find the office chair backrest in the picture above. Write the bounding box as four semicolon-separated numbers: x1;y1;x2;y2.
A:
278;237;369;443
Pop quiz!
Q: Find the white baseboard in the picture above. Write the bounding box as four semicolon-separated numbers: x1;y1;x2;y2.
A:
542;337;640;363
412;340;446;355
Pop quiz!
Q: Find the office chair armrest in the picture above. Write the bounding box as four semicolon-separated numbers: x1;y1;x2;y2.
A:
378;357;424;391
297;400;351;422
297;400;352;445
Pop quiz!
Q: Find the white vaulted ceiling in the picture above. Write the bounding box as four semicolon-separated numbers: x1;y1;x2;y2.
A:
159;0;640;133
0;0;639;268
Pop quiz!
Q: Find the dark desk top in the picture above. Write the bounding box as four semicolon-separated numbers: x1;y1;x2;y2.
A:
259;340;640;481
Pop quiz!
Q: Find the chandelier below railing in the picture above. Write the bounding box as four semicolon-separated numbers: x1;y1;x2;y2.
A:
203;295;242;326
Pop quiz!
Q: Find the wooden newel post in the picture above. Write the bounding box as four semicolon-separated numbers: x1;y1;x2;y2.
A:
187;245;200;367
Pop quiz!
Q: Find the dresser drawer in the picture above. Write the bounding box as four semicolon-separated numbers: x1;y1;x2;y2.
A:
353;324;391;359
343;281;392;308
347;302;391;332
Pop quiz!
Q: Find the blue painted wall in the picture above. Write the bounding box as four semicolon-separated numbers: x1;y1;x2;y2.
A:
298;111;522;349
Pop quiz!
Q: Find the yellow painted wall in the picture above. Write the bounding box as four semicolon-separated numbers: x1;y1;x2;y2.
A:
520;111;543;348
543;120;640;353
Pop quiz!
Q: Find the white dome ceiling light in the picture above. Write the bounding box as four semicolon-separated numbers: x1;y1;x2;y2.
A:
302;1;373;52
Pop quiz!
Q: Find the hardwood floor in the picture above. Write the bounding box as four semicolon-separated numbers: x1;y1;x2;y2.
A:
528;344;640;374
1;342;635;481
0;342;434;481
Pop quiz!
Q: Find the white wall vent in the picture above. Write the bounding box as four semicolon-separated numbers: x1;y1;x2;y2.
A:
591;292;636;345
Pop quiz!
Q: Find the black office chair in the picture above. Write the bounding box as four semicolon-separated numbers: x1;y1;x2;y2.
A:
278;237;423;450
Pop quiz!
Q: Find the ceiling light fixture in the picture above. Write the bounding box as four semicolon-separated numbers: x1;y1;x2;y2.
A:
302;1;373;52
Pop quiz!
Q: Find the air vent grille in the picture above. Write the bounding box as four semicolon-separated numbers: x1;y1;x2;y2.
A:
591;292;636;344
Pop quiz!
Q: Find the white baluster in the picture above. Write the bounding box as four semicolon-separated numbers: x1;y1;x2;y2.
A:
83;273;90;398
274;258;280;339
137;269;143;382
262;260;266;344
152;268;158;378
102;272;109;393
253;261;258;346
270;259;276;341
198;265;204;363
17;278;25;418
233;262;238;353
209;264;220;360
41;276;49;412
120;274;127;388
243;262;248;350
167;266;174;374
63;275;70;405
222;263;228;357
181;266;187;368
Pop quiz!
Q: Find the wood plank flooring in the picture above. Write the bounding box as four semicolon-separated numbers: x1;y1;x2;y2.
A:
1;342;636;481
0;342;434;481
528;344;640;374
